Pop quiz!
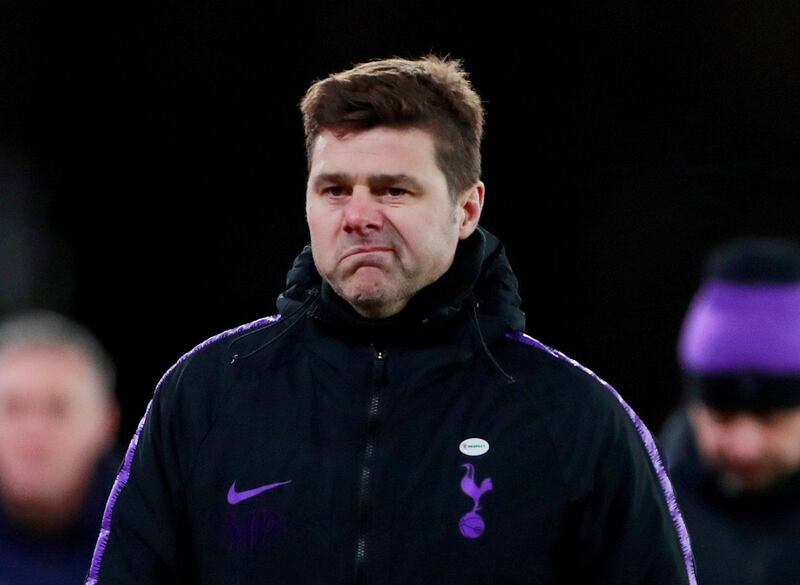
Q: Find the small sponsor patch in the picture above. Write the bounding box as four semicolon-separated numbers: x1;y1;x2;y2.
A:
459;437;490;456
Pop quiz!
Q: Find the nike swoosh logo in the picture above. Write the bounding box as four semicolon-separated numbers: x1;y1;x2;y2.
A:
227;480;292;505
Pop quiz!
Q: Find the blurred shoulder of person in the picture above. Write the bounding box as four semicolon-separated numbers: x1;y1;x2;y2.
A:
0;311;119;585
662;238;800;585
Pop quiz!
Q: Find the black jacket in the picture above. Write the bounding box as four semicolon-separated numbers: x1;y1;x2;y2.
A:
87;229;696;585
662;409;800;585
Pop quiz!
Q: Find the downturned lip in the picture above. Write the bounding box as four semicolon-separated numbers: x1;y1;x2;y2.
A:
340;246;394;260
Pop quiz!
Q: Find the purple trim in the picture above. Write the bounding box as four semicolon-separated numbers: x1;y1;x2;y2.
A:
679;281;800;374
85;314;283;585
506;331;698;585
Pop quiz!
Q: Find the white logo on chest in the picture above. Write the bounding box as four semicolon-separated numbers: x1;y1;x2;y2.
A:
459;437;490;456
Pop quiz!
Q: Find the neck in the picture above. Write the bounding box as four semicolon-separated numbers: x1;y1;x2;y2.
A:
2;482;88;536
345;296;410;320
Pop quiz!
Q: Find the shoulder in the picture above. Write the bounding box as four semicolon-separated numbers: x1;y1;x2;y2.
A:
160;314;284;384
131;314;288;464
498;331;669;490
501;332;695;581
497;331;629;416
148;314;287;419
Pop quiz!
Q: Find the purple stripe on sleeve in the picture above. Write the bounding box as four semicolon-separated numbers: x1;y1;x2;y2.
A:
506;331;698;585
85;314;282;585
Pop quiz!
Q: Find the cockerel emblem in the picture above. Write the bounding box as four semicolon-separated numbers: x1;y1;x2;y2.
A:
459;463;493;539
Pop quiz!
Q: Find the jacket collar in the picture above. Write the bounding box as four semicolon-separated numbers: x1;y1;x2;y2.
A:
276;227;525;340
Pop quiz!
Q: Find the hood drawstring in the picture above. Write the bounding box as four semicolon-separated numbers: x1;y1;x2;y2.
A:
468;296;515;385
229;289;320;365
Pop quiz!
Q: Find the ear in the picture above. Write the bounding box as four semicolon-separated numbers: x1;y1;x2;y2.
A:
457;181;485;240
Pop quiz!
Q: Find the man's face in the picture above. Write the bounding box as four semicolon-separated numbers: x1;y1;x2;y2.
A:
0;345;117;509
306;127;483;318
689;402;800;492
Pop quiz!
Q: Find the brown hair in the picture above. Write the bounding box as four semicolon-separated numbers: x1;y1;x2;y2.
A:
300;55;485;200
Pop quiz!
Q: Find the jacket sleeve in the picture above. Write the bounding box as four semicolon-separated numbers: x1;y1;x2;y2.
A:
551;375;697;585
86;359;198;585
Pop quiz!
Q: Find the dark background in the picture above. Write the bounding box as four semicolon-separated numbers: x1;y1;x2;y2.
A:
2;0;799;441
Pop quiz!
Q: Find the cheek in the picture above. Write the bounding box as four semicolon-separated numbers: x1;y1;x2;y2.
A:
693;421;724;457
44;419;105;473
400;210;457;251
307;206;340;245
771;426;800;465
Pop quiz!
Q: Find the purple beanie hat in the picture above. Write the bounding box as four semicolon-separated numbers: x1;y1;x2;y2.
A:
678;239;800;411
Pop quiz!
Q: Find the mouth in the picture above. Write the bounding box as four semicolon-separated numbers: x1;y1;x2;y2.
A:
340;246;394;261
720;463;770;484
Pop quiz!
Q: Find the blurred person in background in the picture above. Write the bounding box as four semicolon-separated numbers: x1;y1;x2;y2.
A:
661;239;800;585
0;312;119;585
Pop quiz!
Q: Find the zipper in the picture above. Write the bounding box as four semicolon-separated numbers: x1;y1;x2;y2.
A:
353;346;386;584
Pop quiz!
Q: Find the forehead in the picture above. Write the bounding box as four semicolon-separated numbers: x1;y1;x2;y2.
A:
0;345;100;400
308;127;441;178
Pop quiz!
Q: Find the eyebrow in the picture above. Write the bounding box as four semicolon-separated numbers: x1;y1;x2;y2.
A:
311;173;424;193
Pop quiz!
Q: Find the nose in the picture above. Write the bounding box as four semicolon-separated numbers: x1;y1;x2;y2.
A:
5;408;52;456
719;416;765;465
342;188;383;235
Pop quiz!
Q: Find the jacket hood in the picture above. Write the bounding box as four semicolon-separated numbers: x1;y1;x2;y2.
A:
276;226;525;335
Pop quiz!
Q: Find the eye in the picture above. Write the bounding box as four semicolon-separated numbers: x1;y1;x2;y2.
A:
385;187;409;197
47;396;70;420
321;185;348;197
708;411;734;425
756;411;785;425
2;395;23;417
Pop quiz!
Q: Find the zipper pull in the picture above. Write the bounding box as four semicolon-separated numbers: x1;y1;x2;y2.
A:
372;346;387;384
372;343;386;360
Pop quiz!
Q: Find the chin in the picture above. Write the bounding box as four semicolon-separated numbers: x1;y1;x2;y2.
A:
718;469;778;494
348;287;409;318
348;290;392;312
339;274;390;302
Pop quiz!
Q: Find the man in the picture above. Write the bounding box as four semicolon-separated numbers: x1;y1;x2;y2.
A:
88;56;695;584
0;312;119;585
662;239;800;585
